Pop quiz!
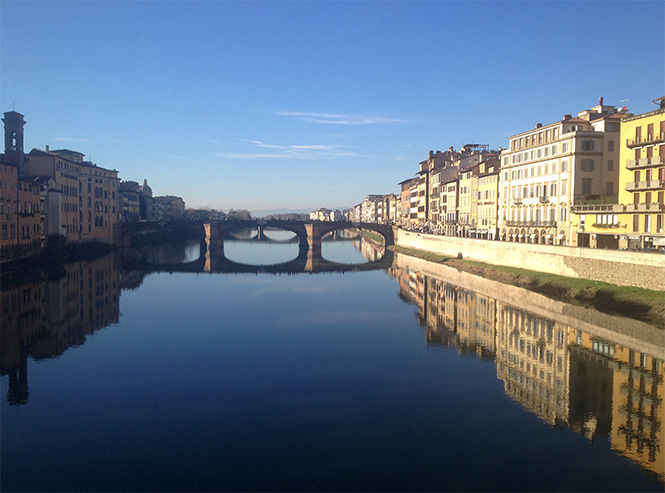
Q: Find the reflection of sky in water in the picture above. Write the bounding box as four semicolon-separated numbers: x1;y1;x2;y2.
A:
224;239;299;265
321;239;369;264
1;253;663;492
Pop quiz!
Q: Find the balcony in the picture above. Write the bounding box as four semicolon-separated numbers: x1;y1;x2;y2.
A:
625;180;665;192
513;198;523;205
504;220;556;228
625;156;664;169
624;202;665;213
538;196;550;204
571;203;622;213
626;132;665;148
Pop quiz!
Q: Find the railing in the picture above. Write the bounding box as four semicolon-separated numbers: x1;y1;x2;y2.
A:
571;203;621;213
624;203;665;213
625;157;665;169
626;132;665;148
591;223;620;229
504;220;556;227
625;180;665;192
538;196;550;203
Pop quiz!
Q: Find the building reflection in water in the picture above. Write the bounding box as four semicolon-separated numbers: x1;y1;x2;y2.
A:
388;257;664;482
1;253;120;405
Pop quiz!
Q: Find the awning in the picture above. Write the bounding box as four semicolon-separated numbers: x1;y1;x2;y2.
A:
556;234;565;239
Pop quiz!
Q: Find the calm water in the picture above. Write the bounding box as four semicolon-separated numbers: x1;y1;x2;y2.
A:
2;232;663;491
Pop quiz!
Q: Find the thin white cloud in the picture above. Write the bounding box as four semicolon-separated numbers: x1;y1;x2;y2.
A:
276;111;412;125
164;154;205;167
53;137;90;143
246;139;351;151
215;139;362;161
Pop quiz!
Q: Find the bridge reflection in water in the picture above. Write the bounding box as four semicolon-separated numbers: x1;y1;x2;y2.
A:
389;252;665;483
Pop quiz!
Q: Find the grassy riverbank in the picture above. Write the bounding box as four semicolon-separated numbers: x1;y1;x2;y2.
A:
390;244;665;329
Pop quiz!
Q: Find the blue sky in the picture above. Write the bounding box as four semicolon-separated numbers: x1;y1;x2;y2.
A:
1;1;663;213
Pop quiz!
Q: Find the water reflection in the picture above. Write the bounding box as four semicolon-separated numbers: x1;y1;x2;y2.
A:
2;240;663;486
389;253;664;482
322;228;384;264
1;253;120;405
223;228;300;265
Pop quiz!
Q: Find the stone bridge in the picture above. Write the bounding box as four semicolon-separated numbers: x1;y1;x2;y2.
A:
204;219;394;270
121;219;395;274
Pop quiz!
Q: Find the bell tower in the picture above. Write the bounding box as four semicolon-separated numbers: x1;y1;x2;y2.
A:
3;111;26;165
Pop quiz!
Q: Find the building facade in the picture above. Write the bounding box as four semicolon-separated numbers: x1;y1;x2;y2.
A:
499;99;625;246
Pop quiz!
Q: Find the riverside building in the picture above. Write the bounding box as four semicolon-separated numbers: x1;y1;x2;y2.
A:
570;97;665;250
498;98;625;246
2;111;120;246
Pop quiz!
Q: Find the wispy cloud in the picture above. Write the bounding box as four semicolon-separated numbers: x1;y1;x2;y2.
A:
215;139;362;161
164;154;206;167
246;139;350;152
276;111;411;125
53;137;90;143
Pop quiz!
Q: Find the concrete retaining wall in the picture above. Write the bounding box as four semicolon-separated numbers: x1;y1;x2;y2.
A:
396;229;665;290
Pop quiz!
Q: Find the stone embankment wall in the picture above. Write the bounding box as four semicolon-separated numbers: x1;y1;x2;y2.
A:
394;253;665;358
395;229;665;291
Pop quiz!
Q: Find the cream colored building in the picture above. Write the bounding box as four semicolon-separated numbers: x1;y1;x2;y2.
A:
477;158;501;239
499;98;625;246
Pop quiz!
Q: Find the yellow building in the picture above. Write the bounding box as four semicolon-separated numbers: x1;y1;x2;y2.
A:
618;97;665;250
457;164;477;236
476;158;501;239
571;97;665;250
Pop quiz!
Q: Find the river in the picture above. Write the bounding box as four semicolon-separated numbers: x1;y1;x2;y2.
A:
1;230;663;491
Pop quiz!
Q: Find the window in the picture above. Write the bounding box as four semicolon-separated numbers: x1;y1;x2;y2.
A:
607;160;614;171
606;182;613;195
581;159;595;171
657;215;664;233
582;140;594;151
645;215;651;232
561;161;568;172
562;142;568;153
582;178;592;195
633;214;639;232
608;140;614;152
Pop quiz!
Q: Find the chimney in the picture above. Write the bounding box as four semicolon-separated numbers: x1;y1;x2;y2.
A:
563;114;572;120
536;123;542;128
45;145;49;151
599;96;603;106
